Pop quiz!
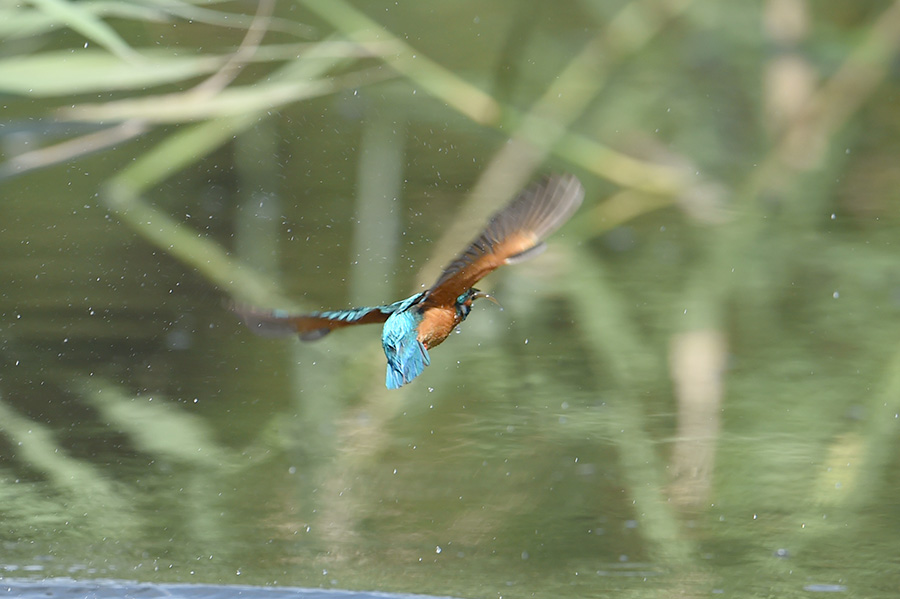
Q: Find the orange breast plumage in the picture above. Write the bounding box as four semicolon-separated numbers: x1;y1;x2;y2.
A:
417;306;462;349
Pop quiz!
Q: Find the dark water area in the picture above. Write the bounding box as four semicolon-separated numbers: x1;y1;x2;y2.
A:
2;1;900;598
1;579;461;599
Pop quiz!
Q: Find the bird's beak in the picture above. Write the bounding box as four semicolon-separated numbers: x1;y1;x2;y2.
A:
472;291;503;310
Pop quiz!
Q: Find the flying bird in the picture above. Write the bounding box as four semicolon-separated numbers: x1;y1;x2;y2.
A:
236;174;584;389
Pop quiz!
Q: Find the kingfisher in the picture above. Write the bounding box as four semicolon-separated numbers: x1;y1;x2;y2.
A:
236;173;584;389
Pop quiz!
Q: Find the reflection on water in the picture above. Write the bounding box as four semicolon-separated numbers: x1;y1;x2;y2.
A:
3;0;900;598
1;280;897;597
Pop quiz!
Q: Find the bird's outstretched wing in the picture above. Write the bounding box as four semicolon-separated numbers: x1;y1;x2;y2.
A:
234;301;403;341
422;173;584;309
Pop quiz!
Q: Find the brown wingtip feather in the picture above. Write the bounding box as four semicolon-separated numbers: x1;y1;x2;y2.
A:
495;173;585;248
425;174;584;305
231;303;307;338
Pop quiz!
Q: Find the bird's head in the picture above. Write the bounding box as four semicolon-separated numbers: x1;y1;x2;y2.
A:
455;288;502;320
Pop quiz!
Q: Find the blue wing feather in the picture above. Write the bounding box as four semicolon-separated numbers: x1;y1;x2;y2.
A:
234;300;406;341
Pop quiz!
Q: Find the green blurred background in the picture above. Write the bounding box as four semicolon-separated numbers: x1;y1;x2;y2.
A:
1;0;900;597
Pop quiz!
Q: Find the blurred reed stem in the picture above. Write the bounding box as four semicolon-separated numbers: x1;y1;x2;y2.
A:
350;107;405;305
70;374;228;467
852;344;900;508
234;118;282;278
666;0;900;530
299;0;694;197
561;246;696;566
0;392;125;514
681;0;900;337
30;0;143;62
103;39;358;308
308;106;412;555
299;0;501;125
104;174;287;307
415;0;696;286
69;373;259;552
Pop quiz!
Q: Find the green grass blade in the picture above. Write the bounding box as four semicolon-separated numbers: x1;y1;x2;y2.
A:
0;50;224;96
30;0;143;61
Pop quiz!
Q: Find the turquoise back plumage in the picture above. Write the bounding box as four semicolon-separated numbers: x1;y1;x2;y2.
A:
381;293;430;389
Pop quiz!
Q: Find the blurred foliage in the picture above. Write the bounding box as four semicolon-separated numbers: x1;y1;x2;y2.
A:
2;0;900;598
